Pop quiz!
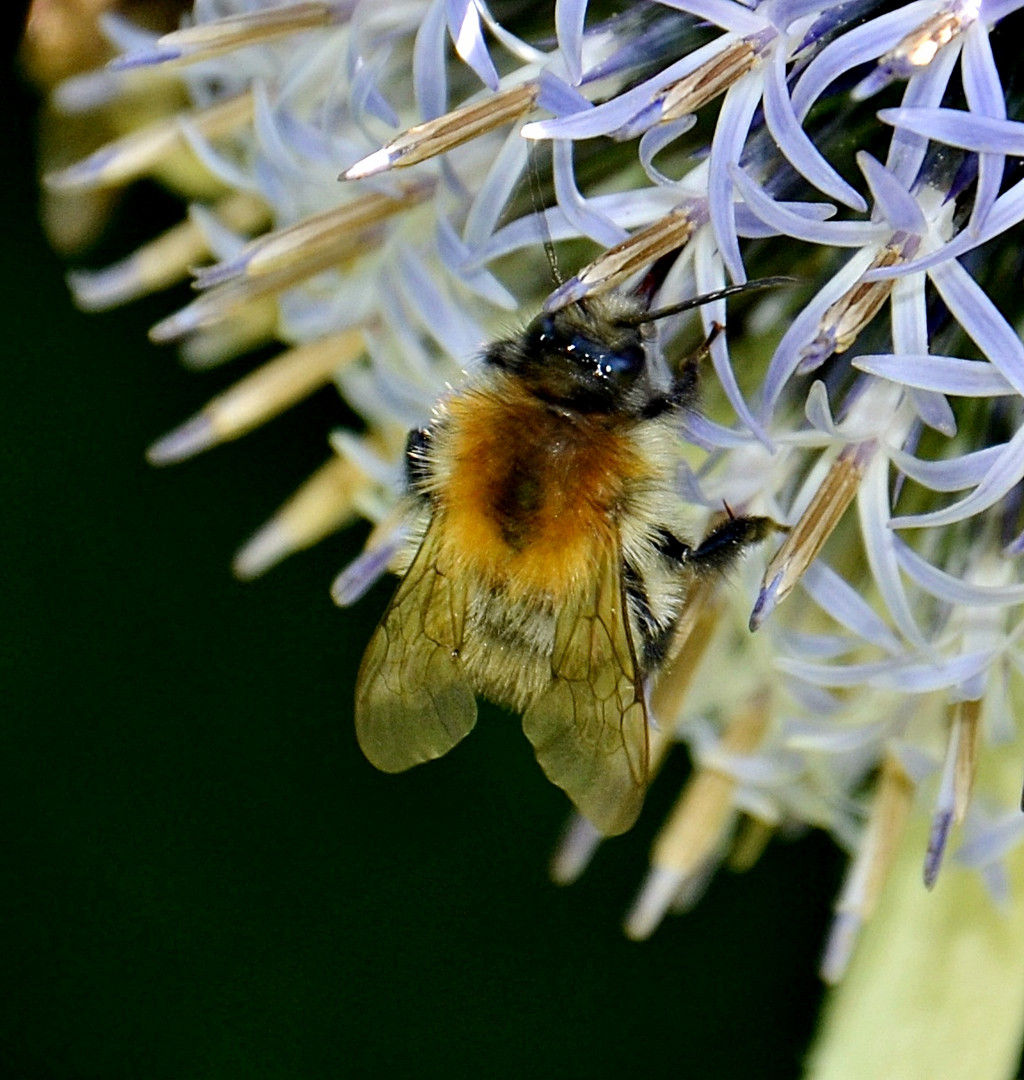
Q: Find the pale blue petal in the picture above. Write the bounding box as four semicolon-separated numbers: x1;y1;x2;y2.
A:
188;203;250;267
396;247;486;362
862;174;1024;282
474;187;680;264
639;117;699;185
859;453;927;645
906;388;956;436
97;11;161;53
891;421;1024;529
694;233;771;443
928;258;1024;397
762;45;867;211
180;108;261;195
961;24;1005;233
761;259;870;419
730;165;882;246
251;82;307;181
56;69;130;110
887;272;958;434
461;123;530;248
555;0;588;85
652;0;767;34
776;650;994;692
524;42;725;139
856;151;925;234
535;70;592;118
437;217;518;308
791;0;937;119
784;718;891;754
446;0;499;90
708;71;763;284
894;536;1024;606
551;139;629;247
801;560;904;654
793;0;879;54
878;107;1024;156
349;46;400;128
853;353;1016;397
882;45;960;190
475;1;548;64
770;0;842;27
773;628;857;660
955;811;1024;872
332;528;408;606
679;412;760;450
733;198;836;238
414;0;450;118
803;378;840;435
984;0;1024;18
889;442;1005;492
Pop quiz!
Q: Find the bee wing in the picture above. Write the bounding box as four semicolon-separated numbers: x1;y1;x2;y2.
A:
522;546;649;836
355;519;477;773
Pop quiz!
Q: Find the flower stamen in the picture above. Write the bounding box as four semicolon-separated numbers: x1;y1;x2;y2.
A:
854;0;981;99
658;36;765;123
800;234;920;372
43;90;254;191
549;203;705;306
147;328;364;463
110;1;348;70
234;454;368;580
821;754;915;983
924;698;983;887
751;444;873;630
195;184;432;289
624;694;771;940
69;192;269;311
342;81;541;181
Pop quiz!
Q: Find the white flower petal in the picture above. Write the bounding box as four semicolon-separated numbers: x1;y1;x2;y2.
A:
853;353;1016;397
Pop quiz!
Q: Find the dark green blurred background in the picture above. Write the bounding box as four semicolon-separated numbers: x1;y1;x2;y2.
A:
2;19;841;1079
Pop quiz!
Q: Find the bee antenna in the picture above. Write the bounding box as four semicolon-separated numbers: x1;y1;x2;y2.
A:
623;276;797;326
528;142;562;288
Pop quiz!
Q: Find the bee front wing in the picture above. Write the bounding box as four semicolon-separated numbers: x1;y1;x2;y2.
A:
521;550;649;836
355;521;477;772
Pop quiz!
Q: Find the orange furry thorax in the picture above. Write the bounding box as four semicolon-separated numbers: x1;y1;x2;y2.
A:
431;378;650;599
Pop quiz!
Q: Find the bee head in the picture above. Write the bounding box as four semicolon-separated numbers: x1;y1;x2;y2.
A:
488;296;653;415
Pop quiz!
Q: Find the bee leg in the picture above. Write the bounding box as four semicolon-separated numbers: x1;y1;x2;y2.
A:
640;323;724;419
623;561;673;671
687;513;777;576
404;427;433;497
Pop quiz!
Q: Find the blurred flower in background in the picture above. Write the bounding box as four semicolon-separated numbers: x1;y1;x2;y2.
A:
23;0;1024;1076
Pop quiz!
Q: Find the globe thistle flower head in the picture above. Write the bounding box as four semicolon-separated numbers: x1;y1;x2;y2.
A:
31;0;1024;1075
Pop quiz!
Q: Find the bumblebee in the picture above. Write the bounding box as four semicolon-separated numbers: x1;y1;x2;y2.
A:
355;271;778;835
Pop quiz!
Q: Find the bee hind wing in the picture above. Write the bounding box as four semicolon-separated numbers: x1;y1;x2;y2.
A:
355;521;477;773
522;550;649;836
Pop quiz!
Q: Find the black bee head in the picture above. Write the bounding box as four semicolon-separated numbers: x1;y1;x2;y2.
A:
487;296;654;415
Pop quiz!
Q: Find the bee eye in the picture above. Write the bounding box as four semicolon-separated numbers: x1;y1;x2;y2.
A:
527;314;558;351
596;341;644;383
